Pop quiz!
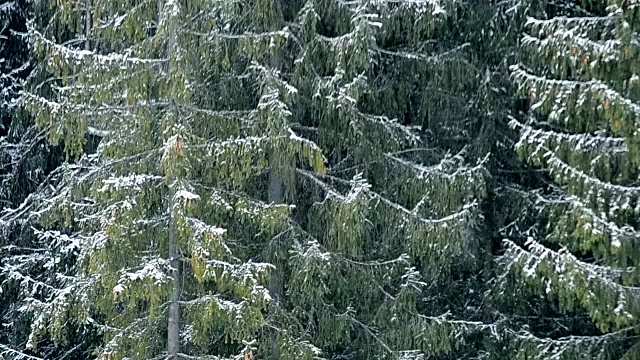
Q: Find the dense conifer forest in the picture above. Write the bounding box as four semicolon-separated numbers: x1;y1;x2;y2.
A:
1;0;639;359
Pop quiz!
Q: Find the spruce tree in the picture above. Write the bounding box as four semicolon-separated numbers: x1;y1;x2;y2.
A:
272;1;505;358
0;0;35;356
502;0;640;358
10;0;520;359
0;1;85;358
18;0;325;358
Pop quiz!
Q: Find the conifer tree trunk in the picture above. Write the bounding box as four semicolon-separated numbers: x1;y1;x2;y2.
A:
268;171;284;302
268;48;285;306
268;173;283;205
168;213;181;358
163;1;181;358
268;170;283;359
84;0;91;50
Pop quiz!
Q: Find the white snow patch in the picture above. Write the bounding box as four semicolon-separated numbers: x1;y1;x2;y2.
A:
174;189;201;201
112;284;125;296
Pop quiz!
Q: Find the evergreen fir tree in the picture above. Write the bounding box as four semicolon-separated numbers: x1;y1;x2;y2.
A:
17;0;325;358
502;0;640;358
5;0;525;359
0;1;88;358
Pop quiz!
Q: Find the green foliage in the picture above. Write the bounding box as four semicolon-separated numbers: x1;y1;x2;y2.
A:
3;0;553;359
504;0;640;357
